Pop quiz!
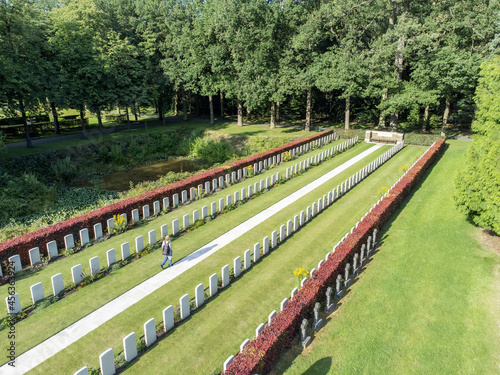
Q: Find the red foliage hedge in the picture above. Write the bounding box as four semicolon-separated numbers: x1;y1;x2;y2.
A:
0;130;334;268
225;139;445;375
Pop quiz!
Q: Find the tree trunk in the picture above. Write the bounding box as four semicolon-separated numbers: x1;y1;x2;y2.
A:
276;101;280;122
188;91;192;115
116;106;120;114
50;101;60;134
209;95;214;125
270;102;276;129
305;88;312;132
344;96;350;130
182;87;188;121
174;80;178;116
220;90;224;119
97;108;103;129
378;89;388;128
389;113;398;132
125;107;130;130
134;103;138;122
423;104;429;132
237;100;243;126
80;104;87;137
441;98;450;137
19;97;33;148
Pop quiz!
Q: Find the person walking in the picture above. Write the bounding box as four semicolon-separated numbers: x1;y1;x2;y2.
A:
161;235;173;269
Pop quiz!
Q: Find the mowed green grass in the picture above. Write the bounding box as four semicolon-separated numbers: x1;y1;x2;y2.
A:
6;140;380;358
271;141;500;375
24;145;425;374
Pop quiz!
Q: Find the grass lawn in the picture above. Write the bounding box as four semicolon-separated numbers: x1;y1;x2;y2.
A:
22;144;425;374
270;140;500;375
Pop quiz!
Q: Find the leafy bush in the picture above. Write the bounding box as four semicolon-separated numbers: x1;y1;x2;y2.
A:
190;135;234;163
404;133;441;146
51;156;78;183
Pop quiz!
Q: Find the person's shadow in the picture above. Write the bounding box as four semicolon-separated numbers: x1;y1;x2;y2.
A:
303;357;332;375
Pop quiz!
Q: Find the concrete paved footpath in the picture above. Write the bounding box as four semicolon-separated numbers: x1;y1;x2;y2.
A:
3;144;383;375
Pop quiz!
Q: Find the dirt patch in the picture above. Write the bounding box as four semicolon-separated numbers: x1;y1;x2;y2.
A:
476;228;500;256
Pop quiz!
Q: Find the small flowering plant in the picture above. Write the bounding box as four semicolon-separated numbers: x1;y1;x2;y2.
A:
282;151;291;162
108;214;127;235
377;186;389;196
401;164;409;173
293;267;310;288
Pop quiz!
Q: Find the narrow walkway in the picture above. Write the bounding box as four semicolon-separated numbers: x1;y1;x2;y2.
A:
3;144;383;374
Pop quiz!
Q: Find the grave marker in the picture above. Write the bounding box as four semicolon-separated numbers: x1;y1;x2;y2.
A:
99;348;115;375
30;282;44;304
144;318;156;347
52;273;64;296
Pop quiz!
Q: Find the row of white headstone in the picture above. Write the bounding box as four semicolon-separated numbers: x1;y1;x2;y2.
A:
222;140;404;372
72;137;371;375
5;134;354;316
4;133;342;277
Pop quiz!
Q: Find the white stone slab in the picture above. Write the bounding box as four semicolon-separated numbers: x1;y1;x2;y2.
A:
79;229;90;246
241;188;246;200
256;323;265;338
148;229;156;245
154;200;161;214
193;209;199;223
205;181;211;193
248;185;253;197
172;219;179;235
183;214;189;229
28;247;41;266
163;197;170;210
281;297;288;311
135;236;144;252
287;219;293;237
211;201;217;216
268;310;277;325
244;249;251;270
190;187;196;200
234;191;240;203
52;273;64;296
271;230;278;248
71;264;83;285
161;224;169;238
222;265;230;288
121;242;130;260
201;206;207;220
173;193;179;207
280;224;286;242
263;236;269;255
64;234;74;250
6;293;21;316
240;339;250;353
195;283;204;308
180;293;190;319
47;241;58;260
209;273;218;297
89;256;100;276
163;305;174;332
30;282;44;304
254;243;260;262
107;218;115;234
144;318;156;347
123;332;137;362
234;256;241;278
223;355;234;373
99;348;115;375
291;287;298;299
73;366;89;375
106;249;116;267
181;190;188;203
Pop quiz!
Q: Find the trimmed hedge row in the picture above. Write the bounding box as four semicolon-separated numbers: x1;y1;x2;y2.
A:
225;139;445;375
0;130;334;268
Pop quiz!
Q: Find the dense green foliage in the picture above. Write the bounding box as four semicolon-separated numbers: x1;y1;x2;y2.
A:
1;0;498;138
455;56;500;235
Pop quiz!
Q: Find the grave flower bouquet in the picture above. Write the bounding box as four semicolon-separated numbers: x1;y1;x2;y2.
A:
293;267;309;288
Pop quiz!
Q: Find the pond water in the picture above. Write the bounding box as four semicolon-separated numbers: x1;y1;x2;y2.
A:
79;158;204;191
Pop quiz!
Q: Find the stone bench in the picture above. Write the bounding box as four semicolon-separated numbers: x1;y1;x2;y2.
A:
365;131;404;144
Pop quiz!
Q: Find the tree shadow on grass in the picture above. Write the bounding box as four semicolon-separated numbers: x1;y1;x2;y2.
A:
303;357;333;375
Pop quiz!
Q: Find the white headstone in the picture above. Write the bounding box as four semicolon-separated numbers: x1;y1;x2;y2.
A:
144;318;156;347
172;219;179;235
291;287;298;299
135;236;144;252
254;243;260;262
241;188;246;200
205;181;211;193
181;190;188;203
142;205;150;219
280;298;288;311
163;305;174;332
256;323;265;338
71;264;83;285
163;197;170;210
64;234;74;250
190;187;196;200
286;219;293;237
6;293;21;316
226;194;232;206
30;282;44;304
123;332;137;362
79;229;89;246
280;224;286;242
268;310;277;325
244;249;251;270
234;191;240;202
180;293;190;319
222;265;230;288
211;201;217;216
201;206;208;220
248;185;253;197
233;256;241;278
99;348;115;375
209;273;218;297
89;256;100;276
73;366;89;375
29;247;41;266
263;236;269;254
271;230;278;248
240;339;250;353
218;198;224;212
47;241;58;260
183;214;190;229
173;193;179;207
161;224;169;238
52;273;64;296
121;242;130;260
195;283;204;307
107;218;115;234
223;356;234;373
106;249;116;267
154;200;161;215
